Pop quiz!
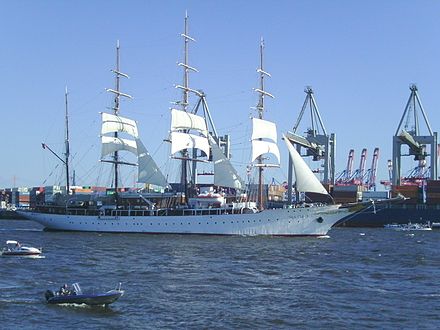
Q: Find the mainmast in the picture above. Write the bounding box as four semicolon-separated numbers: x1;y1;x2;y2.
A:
254;38;275;210
176;11;197;201
106;40;132;195
64;86;70;194
171;12;232;199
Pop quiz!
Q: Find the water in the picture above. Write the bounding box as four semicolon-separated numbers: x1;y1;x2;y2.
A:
1;219;439;329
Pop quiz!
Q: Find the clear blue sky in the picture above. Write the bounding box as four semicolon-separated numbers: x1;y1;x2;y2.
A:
1;1;440;189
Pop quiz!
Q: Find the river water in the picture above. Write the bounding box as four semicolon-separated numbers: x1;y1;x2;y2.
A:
1;219;439;329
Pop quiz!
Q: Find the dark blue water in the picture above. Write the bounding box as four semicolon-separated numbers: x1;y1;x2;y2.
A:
1;219;439;329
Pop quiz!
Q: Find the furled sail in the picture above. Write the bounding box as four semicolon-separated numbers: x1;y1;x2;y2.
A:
170;109;210;158
136;139;169;188
101;113;139;138
209;136;244;189
101;136;138;158
282;134;328;195
251;118;280;165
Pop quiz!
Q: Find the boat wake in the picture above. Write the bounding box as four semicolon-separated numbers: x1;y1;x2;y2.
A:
0;298;41;305
0;228;42;232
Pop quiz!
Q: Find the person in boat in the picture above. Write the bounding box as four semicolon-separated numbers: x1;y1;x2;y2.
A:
59;284;70;295
15;242;21;249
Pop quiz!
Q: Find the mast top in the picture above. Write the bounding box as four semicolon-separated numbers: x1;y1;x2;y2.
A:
177;11;199;112
254;37;274;120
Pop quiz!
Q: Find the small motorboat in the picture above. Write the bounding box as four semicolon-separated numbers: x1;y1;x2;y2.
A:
1;240;42;256
384;222;432;231
45;282;124;306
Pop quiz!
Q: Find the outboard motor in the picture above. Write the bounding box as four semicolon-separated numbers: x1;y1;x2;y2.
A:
45;290;55;301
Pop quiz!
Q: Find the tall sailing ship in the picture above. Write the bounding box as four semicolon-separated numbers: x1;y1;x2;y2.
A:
19;15;361;236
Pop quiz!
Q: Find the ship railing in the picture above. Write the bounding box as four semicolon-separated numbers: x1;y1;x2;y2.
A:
61;206;233;217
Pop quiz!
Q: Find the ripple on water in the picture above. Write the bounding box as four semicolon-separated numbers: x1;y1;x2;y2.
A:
1;221;440;328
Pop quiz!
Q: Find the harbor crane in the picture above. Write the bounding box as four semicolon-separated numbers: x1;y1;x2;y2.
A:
336;148;379;190
285;87;336;202
380;159;393;189
351;148;367;186
363;147;379;191
335;149;354;185
392;84;438;186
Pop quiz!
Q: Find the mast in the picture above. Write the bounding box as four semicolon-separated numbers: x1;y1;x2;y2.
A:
41;87;73;196
64;86;70;194
254;38;274;210
106;40;132;198
177;11;197;201
114;41;121;193
173;12;226;198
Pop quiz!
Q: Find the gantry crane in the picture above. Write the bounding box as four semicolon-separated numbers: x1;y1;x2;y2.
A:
393;84;438;186
335;149;354;185
380;159;393;189
363;147;379;191
351;148;367;186
285;87;336;202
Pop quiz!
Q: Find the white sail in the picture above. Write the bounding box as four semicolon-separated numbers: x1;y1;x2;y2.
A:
210;137;244;189
136;139;169;188
171;109;208;137
101;112;139;138
282;134;328;195
251;118;278;142
251;140;281;163
170;131;210;157
101;136;137;158
251;118;280;166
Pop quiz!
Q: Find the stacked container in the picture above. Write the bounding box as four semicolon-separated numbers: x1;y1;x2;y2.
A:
331;185;363;204
391;184;420;204
426;180;440;205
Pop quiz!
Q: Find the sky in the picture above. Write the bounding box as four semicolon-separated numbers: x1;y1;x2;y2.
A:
1;0;440;189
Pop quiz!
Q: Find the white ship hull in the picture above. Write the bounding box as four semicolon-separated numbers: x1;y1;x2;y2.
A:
19;204;350;236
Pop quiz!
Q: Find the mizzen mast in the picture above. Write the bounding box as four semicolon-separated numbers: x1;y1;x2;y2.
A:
41;87;72;195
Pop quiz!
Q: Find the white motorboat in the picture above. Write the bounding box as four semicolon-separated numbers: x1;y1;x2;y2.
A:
1;240;42;256
384;222;432;231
